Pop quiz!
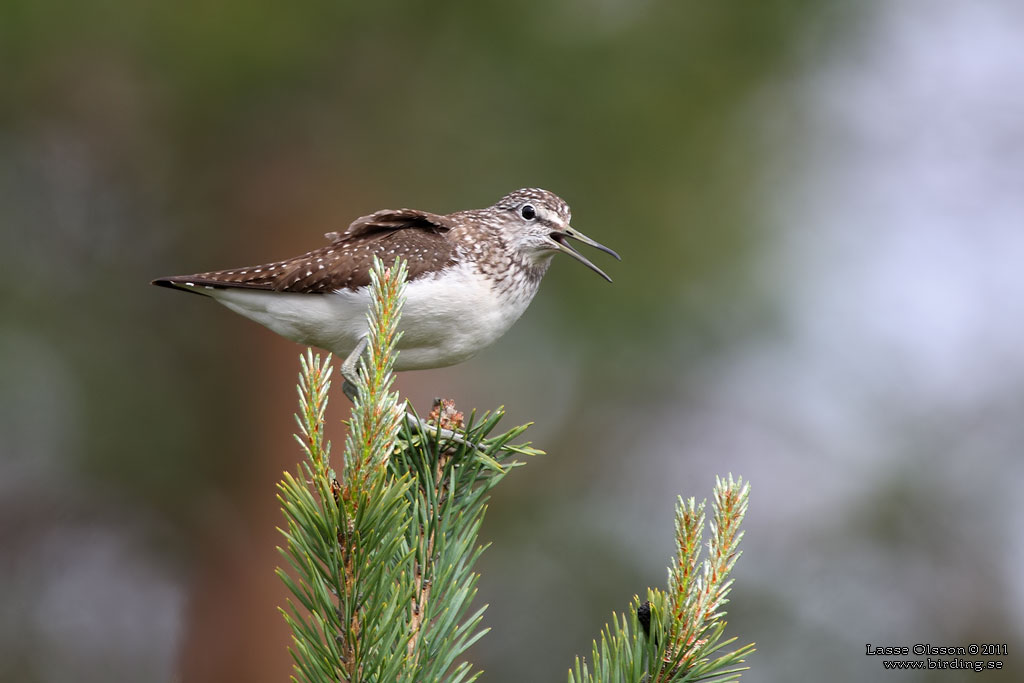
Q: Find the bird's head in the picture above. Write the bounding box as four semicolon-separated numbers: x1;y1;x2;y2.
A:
491;188;620;282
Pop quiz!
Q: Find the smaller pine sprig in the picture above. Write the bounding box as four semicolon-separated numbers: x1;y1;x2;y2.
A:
569;475;754;683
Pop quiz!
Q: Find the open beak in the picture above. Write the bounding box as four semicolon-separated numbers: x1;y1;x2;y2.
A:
550;227;621;283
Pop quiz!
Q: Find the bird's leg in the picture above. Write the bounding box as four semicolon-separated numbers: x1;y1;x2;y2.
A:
339;337;477;451
340;336;367;402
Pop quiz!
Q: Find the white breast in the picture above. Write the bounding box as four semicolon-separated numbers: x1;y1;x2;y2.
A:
205;263;541;371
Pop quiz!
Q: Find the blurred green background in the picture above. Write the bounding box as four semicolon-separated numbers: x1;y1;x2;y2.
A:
3;0;1022;681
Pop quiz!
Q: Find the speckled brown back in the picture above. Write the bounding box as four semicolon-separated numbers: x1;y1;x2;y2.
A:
153;208;460;293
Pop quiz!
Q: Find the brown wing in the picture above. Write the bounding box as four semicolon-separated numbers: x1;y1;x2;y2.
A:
328;208;459;241
153;209;459;294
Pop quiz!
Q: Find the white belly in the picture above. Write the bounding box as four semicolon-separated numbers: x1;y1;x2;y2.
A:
206;266;539;370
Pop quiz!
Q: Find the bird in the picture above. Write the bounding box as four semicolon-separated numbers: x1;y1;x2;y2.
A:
153;188;619;432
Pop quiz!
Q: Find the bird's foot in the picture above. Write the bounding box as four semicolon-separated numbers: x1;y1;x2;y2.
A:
404;398;474;451
402;398;504;471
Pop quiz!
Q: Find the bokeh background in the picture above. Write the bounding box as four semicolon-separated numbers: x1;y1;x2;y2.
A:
2;0;1022;681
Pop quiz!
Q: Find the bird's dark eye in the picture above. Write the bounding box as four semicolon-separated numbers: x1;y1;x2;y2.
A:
520;204;536;221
